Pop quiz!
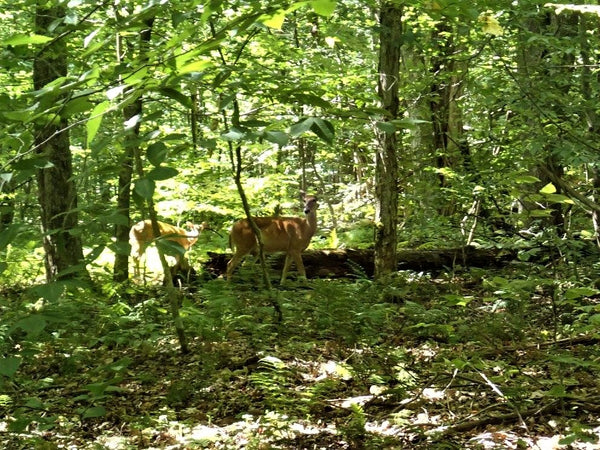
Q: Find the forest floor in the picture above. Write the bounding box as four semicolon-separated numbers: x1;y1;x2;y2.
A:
1;263;600;449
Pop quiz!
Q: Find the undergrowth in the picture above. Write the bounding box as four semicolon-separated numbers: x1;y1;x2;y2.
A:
1;262;600;448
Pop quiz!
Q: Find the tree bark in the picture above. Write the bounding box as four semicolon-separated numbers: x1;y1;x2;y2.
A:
34;4;87;282
204;247;516;279
374;3;402;278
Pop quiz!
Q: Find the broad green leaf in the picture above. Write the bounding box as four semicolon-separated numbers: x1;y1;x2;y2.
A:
539;183;556;194
290;117;314;136
376;121;396;134
0;224;20;250
86;101;110;144
514;175;540;184
0;262;7;275
157;239;185;258
564;287;598;300
134;178;155;199
546;384;567;398
310;0;336;17
479;13;504;36
14;315;47;337
159;87;192;108
147;142;168;166
24;398;45;409
221;128;246;141
177;59;212;74
62;97;94;117
82;406;106;419
12;157;52;170
544;193;574;204
98;213;130;226
0;356;21;378
83;27;101;48
85;245;105;264
310;118;335;144
264;131;289;146
2;34;53;46
147;166;179;181
31;282;64;302
262;10;286;29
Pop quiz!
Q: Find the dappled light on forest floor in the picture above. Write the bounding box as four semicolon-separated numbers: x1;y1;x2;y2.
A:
2;271;600;448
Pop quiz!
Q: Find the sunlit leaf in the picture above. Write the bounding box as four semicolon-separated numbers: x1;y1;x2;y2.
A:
539;183;556;194
479;14;504;36
544;193;574;204
310;0;337;17
2;34;53;46
86;100;110;144
262;10;286;29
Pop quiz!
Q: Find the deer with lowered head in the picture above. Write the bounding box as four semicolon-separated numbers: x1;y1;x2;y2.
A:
226;194;319;283
129;220;202;280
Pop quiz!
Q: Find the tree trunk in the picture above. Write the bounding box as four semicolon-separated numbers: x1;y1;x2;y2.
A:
112;16;150;282
374;3;402;278
34;4;87;282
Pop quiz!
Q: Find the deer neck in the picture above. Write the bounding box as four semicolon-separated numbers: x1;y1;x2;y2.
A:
305;210;317;236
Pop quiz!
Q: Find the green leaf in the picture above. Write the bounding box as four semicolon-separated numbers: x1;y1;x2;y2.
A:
310;118;335;144
82;406;106;419
264;131;289;146
376;121;396;134
156;239;185;258
564;287;598;300
2;34;53;46
539;183;556;194
0;262;7;275
262;10;287;29
134;178;155;199
221;128;246;141
514;175;541;184
62;97;94;117
0;224;20;250
31;282;64;302
177;59;212;75
98;213;130;226
87;101;110;144
0;356;22;378
14;315;47;337
147;142;168;166
159;87;192;108
310;0;337;17
147;166;179;181
544;193;574;204
290;117;314;136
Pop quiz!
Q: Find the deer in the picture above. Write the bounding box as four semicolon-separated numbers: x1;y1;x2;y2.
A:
129;220;202;280
226;194;319;283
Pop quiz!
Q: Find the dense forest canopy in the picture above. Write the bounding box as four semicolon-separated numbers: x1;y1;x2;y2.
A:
2;0;600;448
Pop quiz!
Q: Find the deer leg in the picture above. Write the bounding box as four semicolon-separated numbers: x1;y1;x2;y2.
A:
226;253;245;280
280;253;294;284
292;252;307;280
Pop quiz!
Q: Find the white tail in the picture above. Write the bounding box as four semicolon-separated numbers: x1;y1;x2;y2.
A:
226;195;318;283
129;220;202;279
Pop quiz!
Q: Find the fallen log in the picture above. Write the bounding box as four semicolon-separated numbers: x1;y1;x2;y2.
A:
203;247;516;279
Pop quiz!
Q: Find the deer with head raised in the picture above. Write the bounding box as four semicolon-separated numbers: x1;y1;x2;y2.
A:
226;194;319;283
129;220;202;280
